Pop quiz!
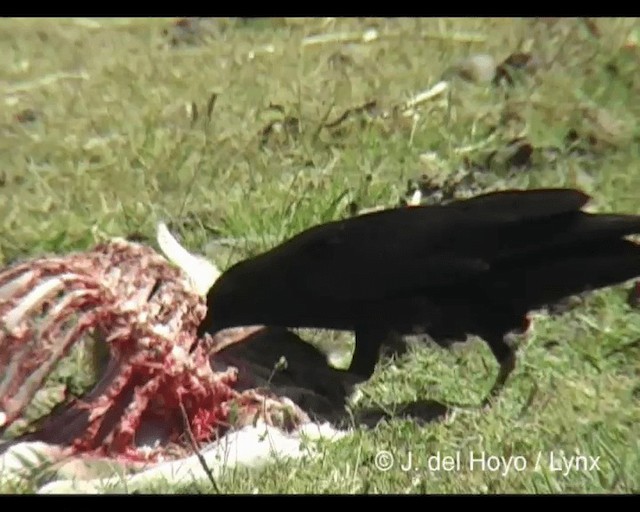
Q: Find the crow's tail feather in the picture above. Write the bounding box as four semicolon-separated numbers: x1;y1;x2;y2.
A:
497;238;640;311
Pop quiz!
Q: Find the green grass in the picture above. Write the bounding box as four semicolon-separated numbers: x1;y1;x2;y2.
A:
1;17;639;494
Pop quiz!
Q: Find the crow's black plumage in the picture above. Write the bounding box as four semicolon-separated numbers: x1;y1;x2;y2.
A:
197;188;640;401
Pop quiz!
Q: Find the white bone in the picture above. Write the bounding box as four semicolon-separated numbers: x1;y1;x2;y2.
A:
35;421;348;494
0;270;35;300
3;275;68;332
156;223;220;296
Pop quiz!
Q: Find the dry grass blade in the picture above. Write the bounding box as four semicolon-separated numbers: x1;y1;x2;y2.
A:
2;72;89;95
179;400;220;493
402;81;450;111
302;29;379;47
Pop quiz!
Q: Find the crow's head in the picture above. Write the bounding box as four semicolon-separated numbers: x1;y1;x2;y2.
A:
196;256;285;339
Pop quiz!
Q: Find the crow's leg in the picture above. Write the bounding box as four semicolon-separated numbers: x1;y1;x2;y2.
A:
348;325;388;381
483;335;517;406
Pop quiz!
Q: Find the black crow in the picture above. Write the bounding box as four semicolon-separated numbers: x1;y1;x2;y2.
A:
197;188;640;401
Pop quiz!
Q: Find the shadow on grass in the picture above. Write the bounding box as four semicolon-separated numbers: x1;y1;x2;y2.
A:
351;399;450;429
214;327;454;430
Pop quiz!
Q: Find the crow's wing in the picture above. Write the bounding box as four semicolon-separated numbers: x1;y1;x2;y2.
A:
441;187;589;221
290;247;490;301
280;189;599;301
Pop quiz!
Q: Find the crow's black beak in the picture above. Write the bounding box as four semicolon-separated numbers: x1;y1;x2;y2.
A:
191;321;208;354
